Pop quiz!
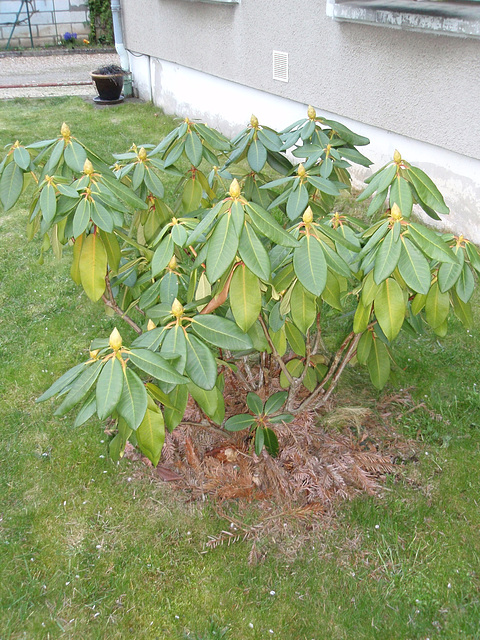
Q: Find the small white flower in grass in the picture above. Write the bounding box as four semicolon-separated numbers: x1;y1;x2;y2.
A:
270;590;276;596
96;544;101;549
127;477;132;482
425;452;429;456
375;524;380;529
269;630;274;634
175;615;180;619
93;612;100;618
448;583;452;588
100;440;104;443
103;471;107;474
248;623;254;629
65;581;70;586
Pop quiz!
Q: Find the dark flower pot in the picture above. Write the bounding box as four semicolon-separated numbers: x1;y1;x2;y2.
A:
91;71;124;101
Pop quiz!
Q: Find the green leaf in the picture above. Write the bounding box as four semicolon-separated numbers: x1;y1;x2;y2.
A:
136;407;165;467
36;362;86;403
40;183;57;224
451;290;473;330
257;128;282;152
187;382;221;421
116;368;148;430
190;315;253;350
100;172;148;210
206;212;239;283
171;223;188;247
407;223;457;264
406;167;449;214
466;242;480;274
64;141;87;172
361;270;380;306
290;281;317;334
374;278;406;342
306;175;341;196
246;202;299;248
152;234;174;277
390;176;413;218
438;245;463;293
247;138;267;172
247;392;263;415
268;412;295;424
79;232;108;302
255;426;265;455
425;282;450;329
90;200;113;233
0;161;24;210
185;334;217;390
96;356;124;419
366;338;390;390
398;237;431;295
143;167;164;198
74;393;97;427
321;269;343;311
182;177;203;212
73;198;91;238
195;123;231;151
129;349;188;385
264;391;287;415
286;183;309;221
411;293;427;316
185;131;203;167
285;321;306;356
373;229;401;284
238;222;271;281
230;264;261;332
54;360;104;416
353;300;371;334
230;200;245;235
263;427;279;457
160;324;187;373
270;327;287;358
109;418;132;461
225;413;256;432
293;235;327;296
357;164;396;202
98;230;121;273
279;358;302;388
164;384;188;431
132;161;145;190
13;146;31;170
456;263;475;303
356;330;373;365
131;326;167;351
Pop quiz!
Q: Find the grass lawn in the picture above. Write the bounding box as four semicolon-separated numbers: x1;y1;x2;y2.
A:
1;97;479;640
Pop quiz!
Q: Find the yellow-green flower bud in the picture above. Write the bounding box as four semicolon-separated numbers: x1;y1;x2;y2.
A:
393;149;402;163
303;206;314;224
168;255;177;270
83;158;94;175
390;203;402;221
297;163;306;178
250;114;259;128
109;327;122;351
229;178;241;199
307;105;316;120
171;298;184;318
61;122;71;139
147;319;156;331
89;349;100;360
138;147;147;161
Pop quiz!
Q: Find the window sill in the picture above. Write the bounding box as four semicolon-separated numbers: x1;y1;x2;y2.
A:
326;0;480;38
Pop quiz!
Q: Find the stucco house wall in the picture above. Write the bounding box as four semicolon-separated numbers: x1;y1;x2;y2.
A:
0;0;89;49
120;0;480;241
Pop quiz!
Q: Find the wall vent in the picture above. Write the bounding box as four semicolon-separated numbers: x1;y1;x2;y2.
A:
272;50;288;82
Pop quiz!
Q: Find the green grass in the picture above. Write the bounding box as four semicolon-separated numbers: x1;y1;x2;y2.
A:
1;97;480;639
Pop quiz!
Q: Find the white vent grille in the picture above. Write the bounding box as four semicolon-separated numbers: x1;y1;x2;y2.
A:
272;50;288;83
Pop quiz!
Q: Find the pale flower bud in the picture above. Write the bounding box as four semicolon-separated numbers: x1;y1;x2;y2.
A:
168;255;177;270
250;114;259;128
147;319;156;331
390;203;402;221
138;147;147;161
303;206;314;224
229;178;241;199
109;327;122;351
307;105;316;120
393;149;402;163
89;349;100;359
83;158;94;175
297;163;306;178
171;298;184;318
61;122;71;139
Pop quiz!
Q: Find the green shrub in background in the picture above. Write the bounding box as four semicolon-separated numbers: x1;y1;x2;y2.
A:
1;107;477;467
88;0;114;45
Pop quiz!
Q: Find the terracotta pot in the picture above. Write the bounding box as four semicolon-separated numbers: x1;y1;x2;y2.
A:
90;71;124;101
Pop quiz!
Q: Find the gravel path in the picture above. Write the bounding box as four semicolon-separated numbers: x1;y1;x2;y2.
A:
0;51;121;99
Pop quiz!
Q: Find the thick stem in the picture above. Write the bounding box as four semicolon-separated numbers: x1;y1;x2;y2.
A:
103;275;142;334
285;331;312;412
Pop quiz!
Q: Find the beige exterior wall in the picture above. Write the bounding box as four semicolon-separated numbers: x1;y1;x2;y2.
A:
121;0;479;161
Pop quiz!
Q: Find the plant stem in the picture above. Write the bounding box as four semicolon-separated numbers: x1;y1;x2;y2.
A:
258;315;293;385
102;275;142;335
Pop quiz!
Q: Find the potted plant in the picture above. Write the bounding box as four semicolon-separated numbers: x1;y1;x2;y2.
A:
90;64;126;102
